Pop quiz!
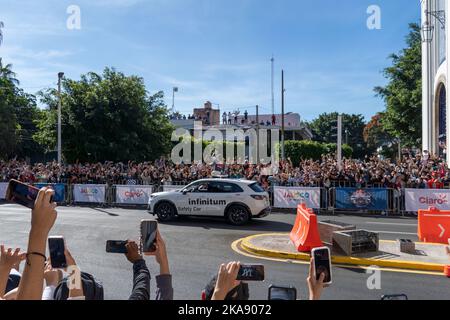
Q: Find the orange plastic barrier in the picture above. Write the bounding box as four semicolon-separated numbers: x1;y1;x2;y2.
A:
290;203;323;252
418;207;450;244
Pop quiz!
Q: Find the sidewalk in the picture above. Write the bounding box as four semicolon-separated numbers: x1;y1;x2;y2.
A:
239;233;450;273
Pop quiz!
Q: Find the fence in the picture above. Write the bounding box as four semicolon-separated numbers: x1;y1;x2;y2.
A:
0;180;447;215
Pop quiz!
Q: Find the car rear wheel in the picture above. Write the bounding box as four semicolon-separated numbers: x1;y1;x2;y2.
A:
155;202;176;222
226;205;250;226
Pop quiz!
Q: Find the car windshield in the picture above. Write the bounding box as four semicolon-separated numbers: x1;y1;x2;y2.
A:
249;182;265;193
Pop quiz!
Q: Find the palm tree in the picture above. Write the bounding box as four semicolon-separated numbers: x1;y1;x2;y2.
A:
0;21;4;46
0;58;19;86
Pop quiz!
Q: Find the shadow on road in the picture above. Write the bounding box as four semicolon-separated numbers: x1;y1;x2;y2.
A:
92;208;120;217
160;216;293;232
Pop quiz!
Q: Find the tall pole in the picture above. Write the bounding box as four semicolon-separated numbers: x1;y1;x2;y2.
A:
281;70;285;160
57;72;64;164
398;139;402;162
337;114;343;171
256;105;260;163
271;56;275;116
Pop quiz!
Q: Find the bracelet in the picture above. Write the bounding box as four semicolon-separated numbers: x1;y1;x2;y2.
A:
26;252;47;266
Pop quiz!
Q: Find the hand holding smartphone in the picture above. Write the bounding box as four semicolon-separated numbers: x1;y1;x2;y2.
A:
106;240;128;254
48;236;67;269
236;264;265;281
311;247;332;285
141;220;158;255
6;179;54;209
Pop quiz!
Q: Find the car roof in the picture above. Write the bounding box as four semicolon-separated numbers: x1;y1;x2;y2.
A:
194;178;256;185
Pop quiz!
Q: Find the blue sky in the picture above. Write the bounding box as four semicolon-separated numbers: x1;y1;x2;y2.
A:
0;0;420;121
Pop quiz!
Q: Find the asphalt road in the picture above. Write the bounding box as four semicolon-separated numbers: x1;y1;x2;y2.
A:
0;204;449;300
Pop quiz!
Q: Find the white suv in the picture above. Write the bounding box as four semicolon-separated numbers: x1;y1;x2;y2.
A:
148;179;271;225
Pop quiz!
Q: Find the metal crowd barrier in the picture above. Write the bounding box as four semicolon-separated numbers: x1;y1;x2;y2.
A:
0;180;437;216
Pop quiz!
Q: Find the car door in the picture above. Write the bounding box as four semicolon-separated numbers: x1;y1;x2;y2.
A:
175;181;202;216
184;181;213;216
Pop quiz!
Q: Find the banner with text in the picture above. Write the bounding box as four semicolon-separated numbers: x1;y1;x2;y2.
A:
34;183;66;203
0;183;8;200
405;189;450;212
335;188;388;210
115;185;153;205
273;186;321;209
73;184;106;203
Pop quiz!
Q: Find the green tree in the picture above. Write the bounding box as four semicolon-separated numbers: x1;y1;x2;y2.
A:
309;112;367;158
0;60;45;159
374;23;422;147
363;112;395;155
35;68;174;163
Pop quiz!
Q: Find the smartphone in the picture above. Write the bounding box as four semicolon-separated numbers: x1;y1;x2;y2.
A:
106;240;128;254
48;236;67;269
268;285;297;300
237;264;265;281
381;294;408;301
311;247;332;285
5;180;45;209
141;220;157;254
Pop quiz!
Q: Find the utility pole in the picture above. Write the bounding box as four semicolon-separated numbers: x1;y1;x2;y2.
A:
281;70;285;161
398;138;402;162
57;72;64;164
337;115;343;171
256;105;260;163
271;56;275;116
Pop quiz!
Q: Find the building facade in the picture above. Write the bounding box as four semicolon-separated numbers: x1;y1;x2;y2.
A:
422;0;449;161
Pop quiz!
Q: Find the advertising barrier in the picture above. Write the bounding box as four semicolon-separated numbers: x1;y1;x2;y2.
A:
0;182;8;200
273;186;321;209
335;188;388;211
115;185;153;205
73;184;106;203
405;189;450;212
34;183;66;203
418;207;450;244
290;203;323;252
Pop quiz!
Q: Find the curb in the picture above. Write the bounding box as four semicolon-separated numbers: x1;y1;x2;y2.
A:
240;233;446;273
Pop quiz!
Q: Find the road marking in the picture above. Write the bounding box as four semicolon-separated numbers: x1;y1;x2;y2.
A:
366;222;417;227
438;224;445;238
231;240;443;277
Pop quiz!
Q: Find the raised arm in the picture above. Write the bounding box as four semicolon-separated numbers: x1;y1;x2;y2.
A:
154;230;173;300
0;246;26;298
17;187;57;300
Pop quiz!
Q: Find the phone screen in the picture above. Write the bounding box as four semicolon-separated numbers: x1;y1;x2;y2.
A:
48;237;67;269
268;286;297;300
237;264;265;281
313;248;332;284
106;240;128;254
6;180;40;209
141;220;157;254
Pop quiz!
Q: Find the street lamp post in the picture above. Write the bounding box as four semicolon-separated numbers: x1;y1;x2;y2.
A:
57;72;64;164
172;87;178;112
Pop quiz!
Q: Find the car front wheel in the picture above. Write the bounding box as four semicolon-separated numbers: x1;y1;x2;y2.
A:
155;202;176;222
226;205;250;226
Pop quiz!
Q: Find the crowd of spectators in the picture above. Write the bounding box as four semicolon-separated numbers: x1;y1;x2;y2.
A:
1;151;450;190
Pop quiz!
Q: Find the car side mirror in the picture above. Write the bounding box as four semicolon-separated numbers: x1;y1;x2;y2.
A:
182;190;188;195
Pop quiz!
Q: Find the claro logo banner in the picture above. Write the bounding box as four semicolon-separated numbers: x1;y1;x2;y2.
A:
273;186;321;209
73;184;106;203
115;185;153;205
405;189;450;212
